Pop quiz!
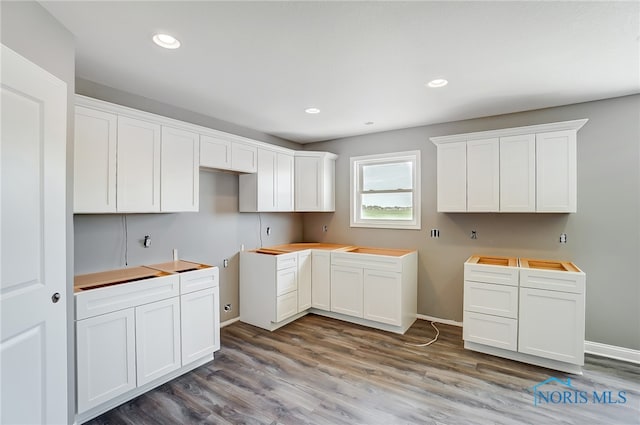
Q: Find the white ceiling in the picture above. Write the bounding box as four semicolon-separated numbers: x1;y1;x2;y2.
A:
41;1;639;144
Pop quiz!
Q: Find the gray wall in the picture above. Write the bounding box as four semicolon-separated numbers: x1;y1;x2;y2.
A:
73;83;304;322
303;94;640;351
1;0;76;420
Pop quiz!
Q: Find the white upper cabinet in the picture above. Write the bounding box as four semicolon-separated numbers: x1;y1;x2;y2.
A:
500;134;536;212
161;126;199;212
431;119;587;213
199;135;258;173
294;152;337;212
239;147;294;212
117;116;161;213
467;138;499;212
199;134;231;170
436;141;467;212
74;106;117;213
536;130;577;212
232;142;258;173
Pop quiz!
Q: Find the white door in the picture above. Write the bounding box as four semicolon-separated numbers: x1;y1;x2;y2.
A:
276;153;294;211
363;269;402;326
181;287;219;365
117;116;161;212
436;142;467;212
200;134;231;170
330;266;363;318
160;126;199;212
536;130;577;213
467;138;499;212
135;297;181;386
76;308;136;413
500;134;536;212
0;45;68;424
257;148;277;211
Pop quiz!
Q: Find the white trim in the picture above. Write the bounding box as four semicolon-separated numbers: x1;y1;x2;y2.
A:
430;119;588;145
220;316;241;328
416;314;463;327
584;341;640;364
350;150;421;230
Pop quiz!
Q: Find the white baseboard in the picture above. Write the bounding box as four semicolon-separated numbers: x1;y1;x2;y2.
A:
220;316;241;328
416;314;462;327
585;341;640;364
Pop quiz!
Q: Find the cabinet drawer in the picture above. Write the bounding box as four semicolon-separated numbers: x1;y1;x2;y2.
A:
463;311;518;351
276;253;298;270
276;291;298;322
464;264;519;286
179;267;218;294
331;252;402;272
276;267;297;296
76;274;180;320
519;269;585;294
464;281;518;319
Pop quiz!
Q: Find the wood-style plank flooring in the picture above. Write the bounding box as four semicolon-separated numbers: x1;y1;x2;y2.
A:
87;315;640;425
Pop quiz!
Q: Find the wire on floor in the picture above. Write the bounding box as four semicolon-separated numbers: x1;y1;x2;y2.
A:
406;321;440;347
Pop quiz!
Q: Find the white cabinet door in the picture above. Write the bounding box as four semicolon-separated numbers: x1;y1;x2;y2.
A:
295;155;322;211
257;148;277;211
463;311;518;351
276;152;294;211
436;141;467;212
536;130;577;212
76;309;136;413
467;138;499;212
161;126;199;212
232;141;258;173
181;287;220;365
135;297;181;386
200;134;231;170
74;106;117;213
500;134;535;212
117;116;161;212
363;269;401;325
330;266;363;318
311;251;331;311
518;287;585;365
298;251;312;311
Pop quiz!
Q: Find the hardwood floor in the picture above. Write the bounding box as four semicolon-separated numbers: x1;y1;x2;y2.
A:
87;315;640;425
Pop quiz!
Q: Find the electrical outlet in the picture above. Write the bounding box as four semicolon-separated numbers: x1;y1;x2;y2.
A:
560;233;567;243
223;259;229;268
322;225;328;232
266;227;271;236
224;303;232;312
143;235;151;248
470;230;478;239
430;229;440;238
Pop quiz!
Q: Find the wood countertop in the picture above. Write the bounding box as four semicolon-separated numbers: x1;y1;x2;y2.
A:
74;266;173;293
519;258;581;273
466;255;518;267
146;260;212;273
253;243;415;257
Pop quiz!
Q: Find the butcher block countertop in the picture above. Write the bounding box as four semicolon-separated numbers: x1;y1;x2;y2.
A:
74;266;172;293
253;243;414;257
519;258;582;272
146;260;213;273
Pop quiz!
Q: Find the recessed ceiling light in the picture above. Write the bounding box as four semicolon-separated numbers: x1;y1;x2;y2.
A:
426;78;448;88
305;107;321;114
153;33;181;49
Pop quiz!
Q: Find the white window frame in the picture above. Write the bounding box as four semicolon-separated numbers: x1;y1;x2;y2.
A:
350;150;421;230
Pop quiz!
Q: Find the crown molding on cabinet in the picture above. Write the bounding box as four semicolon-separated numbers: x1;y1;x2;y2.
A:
430;119;588;145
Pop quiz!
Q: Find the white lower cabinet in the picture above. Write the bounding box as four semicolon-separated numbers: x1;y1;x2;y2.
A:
463;256;586;373
75;264;220;422
76;308;136;413
330;266;364;318
311;250;331;311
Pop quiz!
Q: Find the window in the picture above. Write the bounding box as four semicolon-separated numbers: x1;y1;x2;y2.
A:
350;151;421;229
